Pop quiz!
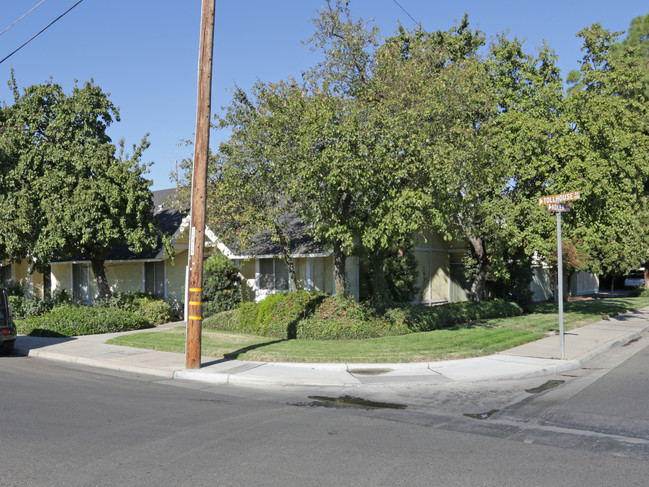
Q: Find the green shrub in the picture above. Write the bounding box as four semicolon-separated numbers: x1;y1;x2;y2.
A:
16;304;153;337
386;299;525;333
4;280;24;297
203;293;525;341
8;295;24;317
7;296;54;318
133;297;178;324
250;291;326;338
203;309;239;331
202;252;241;317
204;291;326;338
629;286;649;297
96;292;179;324
296;295;409;340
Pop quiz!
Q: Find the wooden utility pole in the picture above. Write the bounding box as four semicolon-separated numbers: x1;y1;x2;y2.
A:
186;0;215;369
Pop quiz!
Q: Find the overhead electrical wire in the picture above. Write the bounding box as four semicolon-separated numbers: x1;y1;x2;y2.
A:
391;0;420;28
0;0;85;66
0;0;49;38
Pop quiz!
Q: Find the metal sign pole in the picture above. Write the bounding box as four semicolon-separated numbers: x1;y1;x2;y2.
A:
557;211;565;359
539;191;580;360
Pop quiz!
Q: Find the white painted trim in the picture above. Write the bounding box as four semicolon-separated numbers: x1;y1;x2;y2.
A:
306;258;314;291
228;251;332;260
447;253;451;302
163;260;168;301
173;215;231;256
54;258;169;265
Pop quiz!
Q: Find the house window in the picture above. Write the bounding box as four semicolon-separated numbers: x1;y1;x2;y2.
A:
258;258;289;291
72;263;90;304
145;261;165;299
0;265;11;286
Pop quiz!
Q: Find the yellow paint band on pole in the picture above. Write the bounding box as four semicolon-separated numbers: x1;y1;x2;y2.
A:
188;316;203;321
189;288;203;292
188;301;202;306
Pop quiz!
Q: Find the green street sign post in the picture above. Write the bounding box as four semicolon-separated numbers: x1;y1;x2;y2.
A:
539;192;581;359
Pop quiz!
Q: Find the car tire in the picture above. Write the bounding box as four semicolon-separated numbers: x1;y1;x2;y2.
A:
0;340;14;355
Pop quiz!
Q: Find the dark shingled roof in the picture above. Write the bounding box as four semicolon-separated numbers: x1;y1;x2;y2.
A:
105;188;187;261
229;212;329;258
57;188;329;261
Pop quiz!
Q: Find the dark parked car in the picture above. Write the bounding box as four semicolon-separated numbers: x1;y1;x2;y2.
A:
624;270;645;288
0;287;17;354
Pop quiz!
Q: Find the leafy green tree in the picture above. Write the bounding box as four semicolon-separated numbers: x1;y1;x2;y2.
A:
202;251;241;317
367;19;565;300
568;14;649;98
205;3;565;301
0;75;163;298
555;25;649;282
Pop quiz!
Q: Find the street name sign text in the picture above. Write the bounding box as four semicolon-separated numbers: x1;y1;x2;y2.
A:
538;191;581;206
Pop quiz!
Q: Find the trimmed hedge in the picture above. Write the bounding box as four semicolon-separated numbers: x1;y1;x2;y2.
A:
384;300;525;333
99;292;179;324
203;292;525;341
295;296;409;340
16;304;154;337
204;291;326;338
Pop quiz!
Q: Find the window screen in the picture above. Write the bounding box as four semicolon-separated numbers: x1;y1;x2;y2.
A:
145;261;165;298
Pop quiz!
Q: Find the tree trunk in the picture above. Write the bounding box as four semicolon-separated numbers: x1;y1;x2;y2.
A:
466;234;488;302
456;214;488;302
42;269;51;301
275;224;297;292
470;263;488;302
91;258;111;298
644;262;649;289
333;241;347;296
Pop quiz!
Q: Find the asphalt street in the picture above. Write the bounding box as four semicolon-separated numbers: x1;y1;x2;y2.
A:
2;332;649;486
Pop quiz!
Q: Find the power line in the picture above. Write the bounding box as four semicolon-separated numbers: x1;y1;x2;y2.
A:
0;0;85;66
391;0;420;28
0;0;49;38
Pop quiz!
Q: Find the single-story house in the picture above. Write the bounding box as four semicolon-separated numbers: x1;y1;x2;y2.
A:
531;266;599;301
45;188;601;311
214;212;470;305
50;188;216;308
0;260;44;298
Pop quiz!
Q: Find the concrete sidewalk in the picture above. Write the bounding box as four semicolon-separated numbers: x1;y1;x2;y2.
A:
13;308;649;388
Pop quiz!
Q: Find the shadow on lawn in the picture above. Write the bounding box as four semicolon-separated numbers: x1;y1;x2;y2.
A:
223;339;288;360
449;320;500;330
528;298;644;318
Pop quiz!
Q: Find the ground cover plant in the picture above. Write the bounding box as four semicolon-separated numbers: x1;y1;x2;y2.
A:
203;291;524;340
108;296;649;363
17;304;153;338
14;291;176;337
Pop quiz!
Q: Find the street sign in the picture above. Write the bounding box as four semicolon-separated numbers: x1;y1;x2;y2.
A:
548;203;571;212
537;190;582;360
538;191;581;206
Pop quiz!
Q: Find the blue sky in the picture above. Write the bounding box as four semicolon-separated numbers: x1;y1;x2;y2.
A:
1;0;647;191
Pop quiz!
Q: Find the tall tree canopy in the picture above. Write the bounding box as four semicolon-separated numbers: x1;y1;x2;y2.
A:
0;74;161;297
180;2;649;301
554;24;649;279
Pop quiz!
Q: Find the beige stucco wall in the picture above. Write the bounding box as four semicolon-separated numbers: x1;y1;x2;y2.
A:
531;267;553;302
0;261;44;298
105;262;142;294
414;230;457;303
570;271;599;296
166;252;187;307
52;255;186;307
51;263;72;295
234;254;360;302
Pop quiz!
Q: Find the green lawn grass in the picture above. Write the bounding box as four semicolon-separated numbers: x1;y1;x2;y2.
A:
106;297;649;363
